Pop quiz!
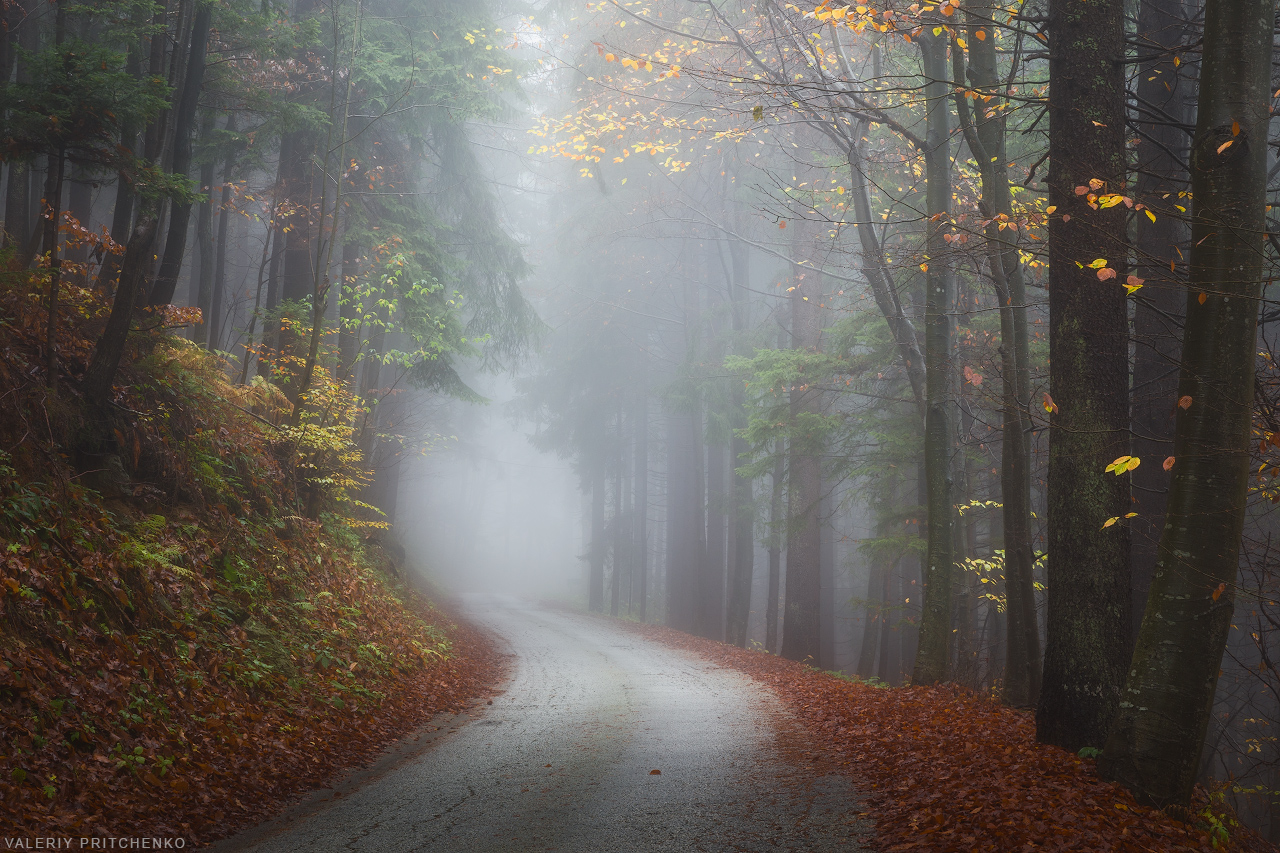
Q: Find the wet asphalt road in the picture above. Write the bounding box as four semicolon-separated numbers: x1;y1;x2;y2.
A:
216;597;872;852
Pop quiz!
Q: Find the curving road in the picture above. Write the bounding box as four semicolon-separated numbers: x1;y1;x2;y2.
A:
215;597;872;852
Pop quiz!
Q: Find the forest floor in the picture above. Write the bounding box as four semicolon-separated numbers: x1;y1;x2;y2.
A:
624;621;1278;853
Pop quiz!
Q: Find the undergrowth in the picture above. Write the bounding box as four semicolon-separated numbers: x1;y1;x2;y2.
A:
0;261;491;840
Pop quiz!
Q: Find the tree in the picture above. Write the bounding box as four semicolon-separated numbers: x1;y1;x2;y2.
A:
1036;0;1132;751
1099;0;1274;806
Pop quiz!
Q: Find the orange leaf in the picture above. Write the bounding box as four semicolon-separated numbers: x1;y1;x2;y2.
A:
1096;267;1117;281
1178;395;1192;410
1163;456;1175;471
1198;292;1207;304
1043;392;1058;414
1212;582;1226;602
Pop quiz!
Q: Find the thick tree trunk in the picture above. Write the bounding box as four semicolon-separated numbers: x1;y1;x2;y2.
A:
912;30;956;685
1037;0;1132;752
147;3;212;307
1128;0;1192;643
1098;0;1272;806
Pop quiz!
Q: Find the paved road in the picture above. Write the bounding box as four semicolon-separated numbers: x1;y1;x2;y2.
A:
216;597;872;852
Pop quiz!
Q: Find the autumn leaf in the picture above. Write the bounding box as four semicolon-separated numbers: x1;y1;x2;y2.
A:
1163;456;1176;471
1124;275;1144;294
1105;456;1141;475
1179;395;1193;410
1212;582;1227;601
1087;258;1108;269
1096;267;1117;281
1043;392;1058;414
1198;292;1207;304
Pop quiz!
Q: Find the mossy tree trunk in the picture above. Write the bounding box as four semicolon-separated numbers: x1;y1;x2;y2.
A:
911;29;956;685
1036;0;1132;752
1099;0;1272;806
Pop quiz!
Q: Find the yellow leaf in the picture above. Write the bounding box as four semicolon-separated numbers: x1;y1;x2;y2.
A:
1088;258;1108;269
920;263;929;272
1043;392;1058;414
1145;209;1157;223
1046;205;1057;215
1102;516;1119;529
1106;455;1132;474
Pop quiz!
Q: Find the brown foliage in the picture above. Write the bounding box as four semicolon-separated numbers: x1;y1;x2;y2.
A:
624;622;1277;853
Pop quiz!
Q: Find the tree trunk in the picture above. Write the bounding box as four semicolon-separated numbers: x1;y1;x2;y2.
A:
209;113;238;352
857;559;885;678
42;150;66;391
193;123;215;346
666;406;701;632
147;2;212;307
635;387;649;623
1037;0;1132;752
610;410;626;618
589;459;606;613
952;0;1041;707
2;0;38;252
766;440;785;654
338;238;361;381
912;29;956;685
706;439;727;641
782;265;822;664
1098;0;1272;806
726;238;755;647
819;488;837;670
84;211;159;406
1128;0;1193;644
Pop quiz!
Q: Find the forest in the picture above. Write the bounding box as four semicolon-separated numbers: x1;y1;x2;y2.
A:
2;0;1280;847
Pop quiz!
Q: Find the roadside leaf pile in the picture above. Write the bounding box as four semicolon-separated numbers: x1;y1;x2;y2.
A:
627;622;1276;853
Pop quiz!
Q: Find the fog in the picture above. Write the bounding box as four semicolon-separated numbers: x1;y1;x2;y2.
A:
398;383;584;601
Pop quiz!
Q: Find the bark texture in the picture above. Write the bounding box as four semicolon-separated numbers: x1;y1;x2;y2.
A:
1037;0;1132;751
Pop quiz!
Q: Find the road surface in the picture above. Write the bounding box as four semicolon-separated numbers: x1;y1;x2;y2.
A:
215;597;872;852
